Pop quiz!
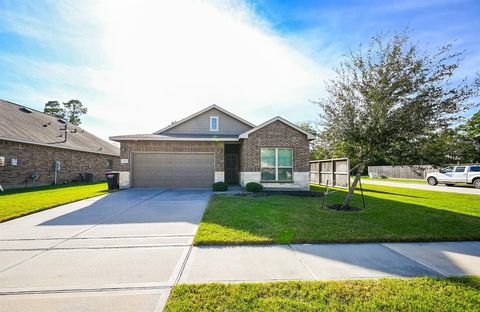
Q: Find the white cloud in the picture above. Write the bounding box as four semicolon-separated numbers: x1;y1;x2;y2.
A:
1;0;332;140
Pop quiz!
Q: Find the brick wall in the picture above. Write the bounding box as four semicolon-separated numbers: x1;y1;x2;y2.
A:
240;120;310;172
0;140;119;189
119;140;225;171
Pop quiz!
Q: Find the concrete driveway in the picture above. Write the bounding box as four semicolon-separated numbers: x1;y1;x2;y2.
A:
0;189;211;312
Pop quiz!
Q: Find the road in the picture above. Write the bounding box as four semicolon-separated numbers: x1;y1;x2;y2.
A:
361;179;480;195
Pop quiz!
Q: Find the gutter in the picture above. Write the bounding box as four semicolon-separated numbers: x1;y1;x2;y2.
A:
0;136;119;157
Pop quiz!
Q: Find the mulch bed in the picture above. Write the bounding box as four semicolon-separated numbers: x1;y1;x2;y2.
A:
327;204;361;211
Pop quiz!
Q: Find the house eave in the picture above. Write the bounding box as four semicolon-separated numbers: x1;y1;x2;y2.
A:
0;136;119;156
109;136;240;142
239;116;316;140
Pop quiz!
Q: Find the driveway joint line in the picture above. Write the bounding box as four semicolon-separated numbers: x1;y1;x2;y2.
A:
381;243;447;277
0;234;195;241
288;244;318;280
173;245;194;286
0;285;173;296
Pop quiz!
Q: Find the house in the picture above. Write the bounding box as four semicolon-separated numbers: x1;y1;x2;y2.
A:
0;99;120;189
110;105;314;189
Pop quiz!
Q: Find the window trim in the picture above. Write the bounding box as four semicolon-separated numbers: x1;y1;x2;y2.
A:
210;116;219;131
260;147;293;182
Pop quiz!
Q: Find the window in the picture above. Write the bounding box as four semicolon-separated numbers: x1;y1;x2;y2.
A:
106;159;113;170
471;166;480;172
455;166;466;173
210;116;219;131
260;148;293;181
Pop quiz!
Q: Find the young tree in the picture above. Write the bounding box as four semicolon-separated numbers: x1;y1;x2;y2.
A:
318;31;479;208
63;99;87;125
43;100;65;119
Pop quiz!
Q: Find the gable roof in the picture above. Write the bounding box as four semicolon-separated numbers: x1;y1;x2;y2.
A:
154;104;255;134
0;99;119;156
239;116;316;140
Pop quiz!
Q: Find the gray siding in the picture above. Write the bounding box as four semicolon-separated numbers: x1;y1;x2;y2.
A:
162;108;252;135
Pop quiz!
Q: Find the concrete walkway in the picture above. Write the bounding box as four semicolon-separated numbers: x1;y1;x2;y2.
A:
0;189;211;312
178;242;480;284
362;179;480;195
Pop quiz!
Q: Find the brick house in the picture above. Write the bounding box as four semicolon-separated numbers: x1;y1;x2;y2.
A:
110;105;314;189
0;100;120;189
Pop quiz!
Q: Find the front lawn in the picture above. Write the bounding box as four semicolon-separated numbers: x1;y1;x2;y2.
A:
165;277;480;311
0;182;110;222
194;184;480;245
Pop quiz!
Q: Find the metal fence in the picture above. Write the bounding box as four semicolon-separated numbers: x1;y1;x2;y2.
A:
310;158;350;188
367;165;439;179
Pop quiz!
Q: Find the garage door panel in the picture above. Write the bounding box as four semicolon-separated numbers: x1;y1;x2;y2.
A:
132;153;214;188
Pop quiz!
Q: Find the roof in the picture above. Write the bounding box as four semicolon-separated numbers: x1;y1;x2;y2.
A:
0;99;119;156
110;133;239;142
238;116;316;140
154;104;255;134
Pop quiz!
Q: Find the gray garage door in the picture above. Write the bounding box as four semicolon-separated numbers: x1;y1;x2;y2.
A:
132;153;214;188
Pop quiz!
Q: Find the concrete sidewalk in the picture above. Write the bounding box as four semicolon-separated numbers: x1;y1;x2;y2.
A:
178;242;480;284
362;179;480;195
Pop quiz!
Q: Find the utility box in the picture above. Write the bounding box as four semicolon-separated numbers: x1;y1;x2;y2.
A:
84;173;94;183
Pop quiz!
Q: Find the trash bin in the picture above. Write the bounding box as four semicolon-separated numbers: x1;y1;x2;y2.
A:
105;172;119;190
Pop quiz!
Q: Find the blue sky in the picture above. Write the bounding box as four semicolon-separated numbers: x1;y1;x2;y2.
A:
0;0;478;140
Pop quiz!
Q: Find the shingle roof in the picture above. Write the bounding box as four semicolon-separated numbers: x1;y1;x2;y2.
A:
0;99;119;156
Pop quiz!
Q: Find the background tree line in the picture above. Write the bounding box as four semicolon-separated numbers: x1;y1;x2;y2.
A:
44;99;88;126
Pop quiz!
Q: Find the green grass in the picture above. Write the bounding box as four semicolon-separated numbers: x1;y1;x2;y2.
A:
0;182;110;222
165;277;480;312
194;184;480;245
357;176;427;184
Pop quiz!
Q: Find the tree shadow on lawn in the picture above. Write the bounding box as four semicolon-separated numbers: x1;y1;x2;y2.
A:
194;191;480;279
195;189;480;246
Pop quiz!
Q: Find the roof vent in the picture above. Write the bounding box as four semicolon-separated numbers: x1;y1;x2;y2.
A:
20;107;33;113
57;118;67;124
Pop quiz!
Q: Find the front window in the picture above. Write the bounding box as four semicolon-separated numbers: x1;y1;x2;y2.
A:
455;166;466;173
260;148;293;181
106;159;113;170
210;116;219;131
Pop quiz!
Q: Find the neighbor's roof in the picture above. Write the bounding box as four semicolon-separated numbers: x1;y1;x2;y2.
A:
0;99;119;156
154;104;255;134
239;116;316;140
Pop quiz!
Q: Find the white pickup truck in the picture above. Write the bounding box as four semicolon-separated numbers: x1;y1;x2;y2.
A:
426;165;480;188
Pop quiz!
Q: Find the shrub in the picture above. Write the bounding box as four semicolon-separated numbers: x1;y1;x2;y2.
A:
212;182;228;191
245;182;263;192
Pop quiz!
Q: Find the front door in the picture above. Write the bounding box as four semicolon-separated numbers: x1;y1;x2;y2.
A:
224;144;239;185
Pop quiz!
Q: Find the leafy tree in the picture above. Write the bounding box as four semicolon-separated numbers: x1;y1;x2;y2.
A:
63;99;87;125
318;31;479;207
43;100;65;119
456;110;480;162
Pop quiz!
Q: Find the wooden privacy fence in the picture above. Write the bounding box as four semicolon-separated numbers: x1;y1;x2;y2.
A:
310;158;350;189
367;165;438;179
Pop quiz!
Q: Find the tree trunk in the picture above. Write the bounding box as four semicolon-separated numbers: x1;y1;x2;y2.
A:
342;163;365;208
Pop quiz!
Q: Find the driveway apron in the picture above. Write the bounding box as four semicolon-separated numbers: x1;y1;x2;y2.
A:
0;188;211;312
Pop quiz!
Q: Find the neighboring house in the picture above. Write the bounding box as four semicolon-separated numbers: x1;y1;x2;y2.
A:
0;99;120;189
110;105;314;189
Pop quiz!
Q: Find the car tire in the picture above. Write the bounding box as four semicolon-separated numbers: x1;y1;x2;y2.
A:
427;177;438;186
445;184;455;187
473;179;480;189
